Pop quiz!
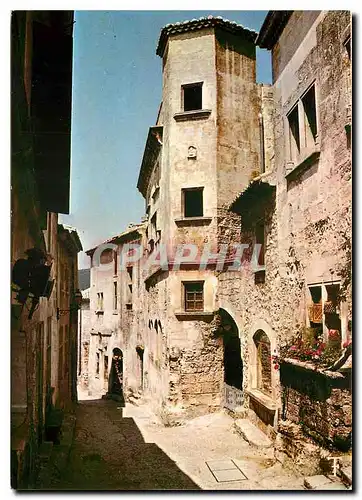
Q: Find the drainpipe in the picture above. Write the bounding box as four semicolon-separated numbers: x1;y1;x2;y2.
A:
258;112;265;174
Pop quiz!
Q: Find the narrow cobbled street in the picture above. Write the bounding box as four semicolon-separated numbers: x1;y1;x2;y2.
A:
36;394;306;491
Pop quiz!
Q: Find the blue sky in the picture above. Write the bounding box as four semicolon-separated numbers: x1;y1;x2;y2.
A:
60;11;272;268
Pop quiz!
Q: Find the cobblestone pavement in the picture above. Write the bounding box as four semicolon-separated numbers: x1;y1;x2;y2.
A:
38;391;305;491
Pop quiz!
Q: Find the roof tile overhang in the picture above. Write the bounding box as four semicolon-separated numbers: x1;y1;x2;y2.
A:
229;178;276;216
137;125;163;198
85;224;145;257
58;224;83;254
256;11;292;49
156;16;258;58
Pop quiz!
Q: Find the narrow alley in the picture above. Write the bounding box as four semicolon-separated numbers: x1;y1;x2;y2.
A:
35;393;307;491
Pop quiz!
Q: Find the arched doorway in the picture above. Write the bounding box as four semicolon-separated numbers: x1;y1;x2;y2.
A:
136;345;144;391
218;309;243;410
253;330;272;396
108;347;123;396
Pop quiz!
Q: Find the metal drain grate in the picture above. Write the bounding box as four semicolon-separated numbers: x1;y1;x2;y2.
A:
206;459;248;483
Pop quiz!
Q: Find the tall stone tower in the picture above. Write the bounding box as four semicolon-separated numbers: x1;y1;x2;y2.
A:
137;16;262;420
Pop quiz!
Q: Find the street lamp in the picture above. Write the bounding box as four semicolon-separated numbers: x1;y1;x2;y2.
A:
57;289;82;320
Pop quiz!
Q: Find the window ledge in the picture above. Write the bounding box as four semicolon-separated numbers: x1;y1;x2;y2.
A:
174;109;211;122
95;310;104;315
285;148;320;179
113;311;118;315
175;311;214;321
246;389;277;412
175;216;212;226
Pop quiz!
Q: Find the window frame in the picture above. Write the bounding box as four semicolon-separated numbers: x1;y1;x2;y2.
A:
183;281;204;312
182;187;204;218
181;82;203;112
286;81;319;171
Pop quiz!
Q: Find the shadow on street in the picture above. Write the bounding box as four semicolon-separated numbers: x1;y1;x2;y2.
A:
38;398;200;491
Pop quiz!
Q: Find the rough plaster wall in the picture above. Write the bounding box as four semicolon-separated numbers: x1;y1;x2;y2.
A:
260;84;275;173
164;30;218;246
218;12;352;413
272;11;322;83
215;30;260;208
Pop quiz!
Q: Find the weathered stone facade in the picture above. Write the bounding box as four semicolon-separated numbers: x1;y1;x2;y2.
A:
11;11;82;489
219;10;352;447
84;12;351;454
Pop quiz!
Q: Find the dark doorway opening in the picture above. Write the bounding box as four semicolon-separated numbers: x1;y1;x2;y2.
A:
136;346;144;390
108;348;123;396
218;309;244;411
222;316;243;390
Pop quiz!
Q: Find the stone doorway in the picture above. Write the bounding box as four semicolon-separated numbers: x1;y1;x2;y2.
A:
218;309;244;411
136;346;144;391
108;348;123;396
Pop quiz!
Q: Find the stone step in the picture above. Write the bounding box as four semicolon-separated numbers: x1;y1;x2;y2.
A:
233;419;273;448
304;474;347;490
339;465;352;486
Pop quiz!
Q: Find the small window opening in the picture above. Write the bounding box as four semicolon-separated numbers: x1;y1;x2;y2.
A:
184;281;204;312
183;188;203;218
97;292;104;310
113;282;118;310
96;352;100;376
182;83;203;111
114;250;118;275
287;105;300;161
308;286;322;328
302;85;318;147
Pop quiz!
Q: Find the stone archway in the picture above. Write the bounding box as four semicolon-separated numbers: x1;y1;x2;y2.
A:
108;347;124;396
218;308;244;411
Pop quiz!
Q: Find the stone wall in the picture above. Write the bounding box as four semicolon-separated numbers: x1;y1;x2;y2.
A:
280;360;351;450
217;11;352;427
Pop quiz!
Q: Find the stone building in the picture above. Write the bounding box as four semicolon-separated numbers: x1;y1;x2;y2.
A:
11;11;82;488
84;224;146;398
219;10;352;454
134;16;273;420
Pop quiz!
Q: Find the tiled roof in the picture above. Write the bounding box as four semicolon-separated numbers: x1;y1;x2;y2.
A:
256;11;292;49
156;15;258;57
85;223;145;256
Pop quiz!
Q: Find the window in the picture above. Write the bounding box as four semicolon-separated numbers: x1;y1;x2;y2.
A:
97;292;104;310
126;267;133;309
114;250;118;276
287;105;300;162
287;83;318;166
302;85;317;148
184;281;204;312
307;283;344;347
183;188;203;218
96;352;100;376
151;213;157;239
182;82;203;111
113;281;118;310
255;221;265;267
